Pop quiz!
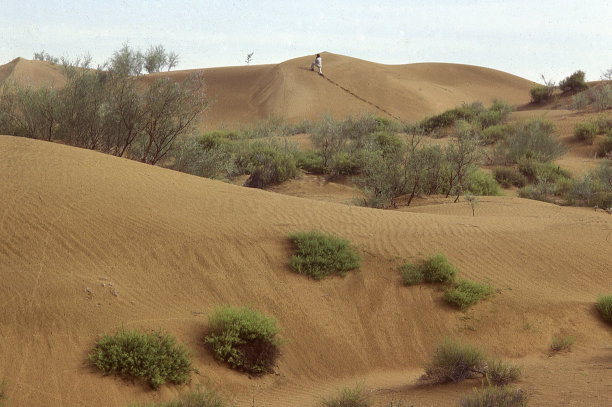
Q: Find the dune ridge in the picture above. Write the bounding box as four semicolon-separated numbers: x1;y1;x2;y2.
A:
1;135;611;406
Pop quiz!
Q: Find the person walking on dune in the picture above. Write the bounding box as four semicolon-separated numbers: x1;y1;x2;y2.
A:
310;53;322;76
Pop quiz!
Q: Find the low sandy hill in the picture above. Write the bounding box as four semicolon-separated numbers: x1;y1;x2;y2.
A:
1;136;611;406
0;57;65;87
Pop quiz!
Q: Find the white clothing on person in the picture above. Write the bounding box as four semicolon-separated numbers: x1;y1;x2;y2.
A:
310;56;322;74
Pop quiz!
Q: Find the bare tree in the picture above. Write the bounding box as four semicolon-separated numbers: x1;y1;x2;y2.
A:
245;52;254;65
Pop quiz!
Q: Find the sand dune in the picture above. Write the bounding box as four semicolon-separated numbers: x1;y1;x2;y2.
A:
1;53;534;127
1;135;611;406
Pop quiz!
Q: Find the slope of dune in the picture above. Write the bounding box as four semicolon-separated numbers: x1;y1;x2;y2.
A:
0;57;65;87
1;136;611;406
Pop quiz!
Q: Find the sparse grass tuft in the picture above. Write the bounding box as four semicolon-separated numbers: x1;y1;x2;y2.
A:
204;305;282;375
459;385;528;407
129;387;231;407
444;279;495;310
421;253;458;284
551;336;574;353
596;294;612;323
401;263;424;286
319;386;370;407
485;359;522;386
289;230;361;280
424;339;487;384
88;328;193;389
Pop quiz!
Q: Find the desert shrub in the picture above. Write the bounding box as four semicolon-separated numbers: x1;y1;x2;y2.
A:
518;181;556;202
572;91;589;110
420;102;484;132
88;328;193;389
236;141;298;188
574;121;598;144
564;161;612;206
294;150;326;174
329;151;361;176
444;279;495;310
241;116;293;139
424;338;487;383
592;85;612;111
475;101;513;129
559;70;588;93
465;169;501;196
481;124;512;145
170;133;237;179
319;386;370;407
597;294;612;323
498;118;565;164
493;167;527;188
421;253;458;284
517;158;570;183
401;263;424;286
375;116;400;132
130;387;231;407
459;386;528;407
204;305;282;375
485;359;522;386
551;336;574;352
530;85;553;103
598;133;612;157
288;230;361;280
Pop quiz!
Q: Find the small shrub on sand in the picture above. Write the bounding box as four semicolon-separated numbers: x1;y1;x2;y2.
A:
289;230;361;280
129;387;231;407
596;294;612;323
598;133;612;157
424;338;487;383
572;91;589;110
466;169;501;196
559;70;588;93
497;118;565;164
444;280;494;310
205;305;282;375
485;359;522;386
459;386;528;407
88;328;192;389
401;263;424;286
574;122;598;144
421;253;458;284
481;124;512;145
530;85;553;103
319;386;370;407
551;336;574;352
493;167;527;188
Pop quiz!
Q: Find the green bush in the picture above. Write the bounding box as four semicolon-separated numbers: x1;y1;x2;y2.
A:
559;70;588;93
288;230;361;280
421;253;458;284
551;336;574;352
481;124;512;145
595;116;612;133
319;386;370;407
517;158;571;183
204;305;282;375
485;359;522;386
459;386;528;407
572;91;589;110
493;167;527;188
593;84;612;110
88;328;193;389
530;85;553;103
466;169;501;196
597;294;612;323
295;150;326;174
130;387;230;407
401;263;424;286
329;151;361;176
444;279;494;310
236;141;298;188
424;338;487;383
420;102;484;132
574;122;598;144
598;133;612;157
498;118;565;164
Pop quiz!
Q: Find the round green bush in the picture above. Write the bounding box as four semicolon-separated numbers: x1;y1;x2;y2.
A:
401;263;424;286
421;253;457;283
424;338;487;383
574;122;598;144
444;279;495;310
204;305;282;375
597;294;612;323
89;328;193;389
289;230;361;280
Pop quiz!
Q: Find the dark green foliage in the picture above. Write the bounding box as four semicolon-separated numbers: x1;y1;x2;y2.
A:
237;141;298;188
597;294;612;323
559;70;588;93
319;386;370;407
424;339;487;383
497;118;565;164
420;102;484;132
401;263;424;286
295;150;326;174
130;387;231;407
481;124;512;145
574;121;598;144
485;359;522;386
466;169;501;196
517;158;570;183
493;167;527;188
329;151;361;176
563;160;612;206
204;305;282;375
530;85;553;103
444;279;494;310
88;328;193;389
289;230;361;280
421;253;458;284
459;386;528;407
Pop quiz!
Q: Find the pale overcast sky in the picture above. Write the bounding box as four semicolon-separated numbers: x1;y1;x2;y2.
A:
1;0;611;82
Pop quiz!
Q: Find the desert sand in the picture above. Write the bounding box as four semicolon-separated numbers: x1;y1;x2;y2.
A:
1;54;611;406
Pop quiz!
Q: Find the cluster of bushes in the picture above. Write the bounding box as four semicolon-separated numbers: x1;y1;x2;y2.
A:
401;253;494;310
572;85;612;111
419;100;513;133
530;70;588;104
572;116;612;156
0;44;206;165
130;387;231;407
